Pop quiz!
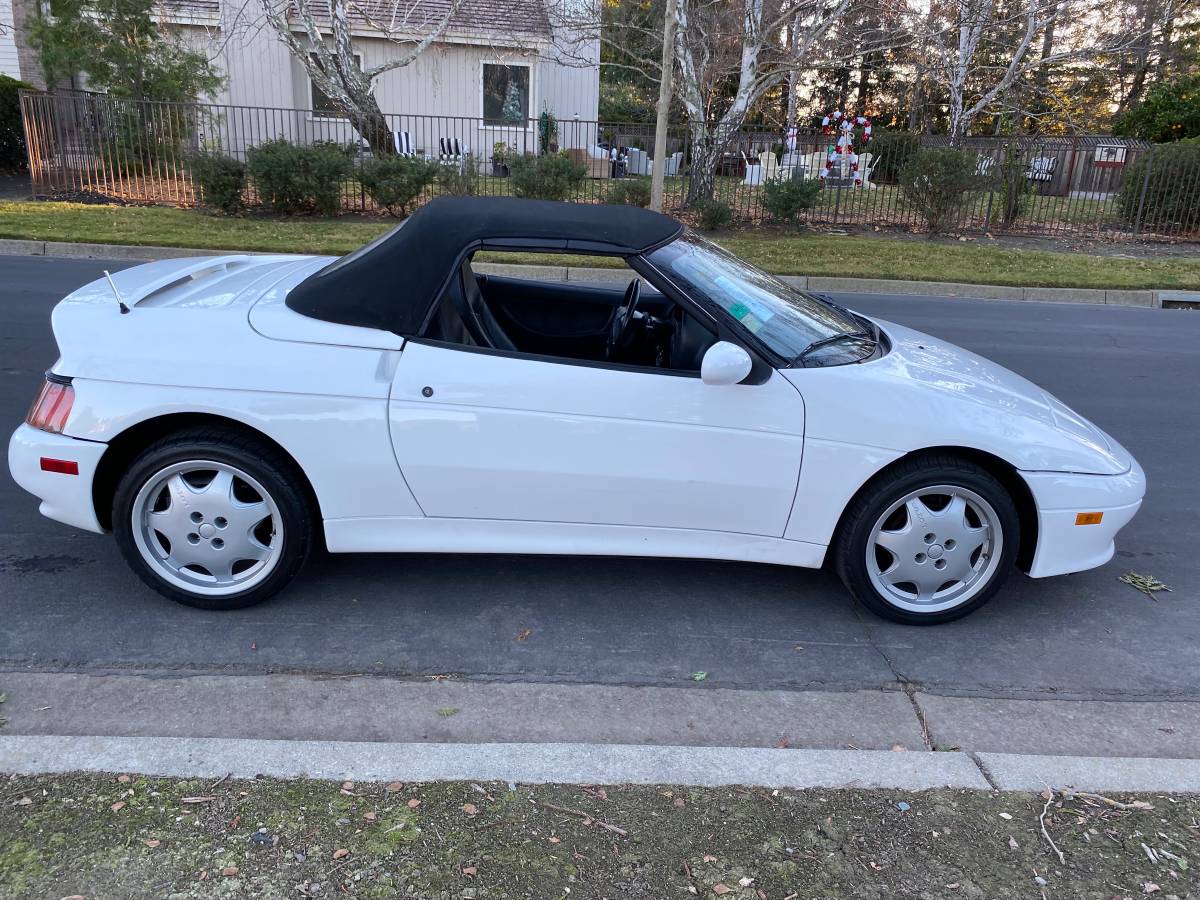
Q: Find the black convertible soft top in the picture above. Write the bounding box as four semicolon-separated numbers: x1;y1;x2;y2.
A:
286;196;684;335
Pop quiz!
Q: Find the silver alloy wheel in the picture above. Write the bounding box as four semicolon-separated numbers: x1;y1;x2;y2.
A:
866;484;1003;614
130;460;283;597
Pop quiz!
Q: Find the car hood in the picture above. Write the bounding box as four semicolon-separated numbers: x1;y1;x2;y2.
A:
783;318;1135;476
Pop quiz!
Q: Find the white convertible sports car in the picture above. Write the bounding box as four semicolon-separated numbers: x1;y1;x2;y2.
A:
9;197;1145;624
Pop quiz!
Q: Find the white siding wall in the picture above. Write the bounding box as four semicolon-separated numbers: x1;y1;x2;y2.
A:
0;0;21;80
187;8;600;160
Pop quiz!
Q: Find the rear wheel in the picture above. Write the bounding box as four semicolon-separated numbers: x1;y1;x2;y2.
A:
834;455;1019;625
113;429;313;610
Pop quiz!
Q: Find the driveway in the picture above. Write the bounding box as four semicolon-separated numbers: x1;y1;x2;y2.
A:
2;254;1197;700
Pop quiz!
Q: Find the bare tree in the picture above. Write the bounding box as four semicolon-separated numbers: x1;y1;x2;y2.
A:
932;0;1140;139
258;0;464;154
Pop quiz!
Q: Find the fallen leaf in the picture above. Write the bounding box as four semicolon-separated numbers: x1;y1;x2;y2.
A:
946;884;960;890
341;781;354;791
462;866;477;877
249;642;256;651
775;735;791;749
713;886;731;896
180;796;216;804
1144;883;1161;894
438;707;460;718
59;895;85;900
463;803;478;816
1119;572;1172;598
739;877;755;886
15;797;32;806
549;836;561;844
333;848;349;860
221;866;239;877
111;801;126;812
407;798;421;809
363;811;376;821
703;855;718;863
891;744;907;752
116;775;131;784
690;671;708;682
385;782;404;792
516;628;532;641
674;798;686;808
998;812;1013;820
143;839;161;848
1008;837;1019;849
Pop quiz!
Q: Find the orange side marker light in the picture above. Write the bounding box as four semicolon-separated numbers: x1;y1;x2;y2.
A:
1075;512;1104;526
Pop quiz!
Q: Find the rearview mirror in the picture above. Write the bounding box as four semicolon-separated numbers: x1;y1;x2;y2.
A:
701;341;753;386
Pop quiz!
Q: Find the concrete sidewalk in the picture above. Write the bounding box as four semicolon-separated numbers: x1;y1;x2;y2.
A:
3;671;1200;791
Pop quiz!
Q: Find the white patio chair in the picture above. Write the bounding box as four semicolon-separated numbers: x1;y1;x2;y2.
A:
976;156;997;178
394;131;415;157
742;151;763;186
439;137;466;171
758;150;779;182
648;151;682;177
626;147;650;176
1026;157;1057;182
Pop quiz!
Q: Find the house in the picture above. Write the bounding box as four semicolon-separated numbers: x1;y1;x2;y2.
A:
0;0;40;84
170;0;602;160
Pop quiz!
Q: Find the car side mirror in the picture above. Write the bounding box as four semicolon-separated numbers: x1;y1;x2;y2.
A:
701;341;753;386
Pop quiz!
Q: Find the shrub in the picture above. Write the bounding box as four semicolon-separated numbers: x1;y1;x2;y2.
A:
608;176;652;207
187;151;246;213
868;131;921;184
1113;75;1200;143
1119;138;1200;233
899;147;980;234
437;154;479;196
987;141;1035;228
761;172;821;224
694;198;733;230
358;155;439;216
0;74;31;173
508;152;586;200
246;139;354;215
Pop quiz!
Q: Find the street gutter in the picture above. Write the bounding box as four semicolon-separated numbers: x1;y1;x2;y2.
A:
2;237;1188;309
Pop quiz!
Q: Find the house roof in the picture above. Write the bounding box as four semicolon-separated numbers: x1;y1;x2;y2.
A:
160;0;552;40
300;0;551;40
286;197;684;336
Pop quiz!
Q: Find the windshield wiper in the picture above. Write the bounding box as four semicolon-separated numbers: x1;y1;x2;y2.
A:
797;330;879;364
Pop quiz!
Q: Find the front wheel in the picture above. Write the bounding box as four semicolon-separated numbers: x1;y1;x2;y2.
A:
113;429;314;610
834;455;1019;625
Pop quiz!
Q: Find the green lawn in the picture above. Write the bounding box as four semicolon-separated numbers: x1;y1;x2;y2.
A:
2;200;1197;290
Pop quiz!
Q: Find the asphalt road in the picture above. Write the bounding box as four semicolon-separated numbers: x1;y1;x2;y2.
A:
2;255;1197;700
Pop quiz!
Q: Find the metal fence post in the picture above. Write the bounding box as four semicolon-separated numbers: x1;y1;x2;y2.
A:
1132;150;1154;238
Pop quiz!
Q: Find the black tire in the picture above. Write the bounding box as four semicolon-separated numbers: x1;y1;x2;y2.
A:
112;427;314;610
833;454;1020;625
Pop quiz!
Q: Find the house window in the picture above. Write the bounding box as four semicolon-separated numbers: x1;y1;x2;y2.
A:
483;63;530;126
310;53;361;117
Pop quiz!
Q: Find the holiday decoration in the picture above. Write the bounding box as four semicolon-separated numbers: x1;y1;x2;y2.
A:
818;110;872;185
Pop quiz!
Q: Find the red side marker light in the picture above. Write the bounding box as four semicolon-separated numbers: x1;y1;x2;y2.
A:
40;457;79;475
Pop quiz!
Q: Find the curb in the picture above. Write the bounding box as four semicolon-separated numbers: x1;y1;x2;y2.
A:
1;238;1183;309
4;735;1200;793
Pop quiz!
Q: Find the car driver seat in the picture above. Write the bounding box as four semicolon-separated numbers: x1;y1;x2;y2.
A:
458;260;517;351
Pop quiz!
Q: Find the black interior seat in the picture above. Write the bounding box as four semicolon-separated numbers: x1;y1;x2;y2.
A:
460;260;517;351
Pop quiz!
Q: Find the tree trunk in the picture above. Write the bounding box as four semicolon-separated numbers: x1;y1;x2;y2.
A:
686;123;722;205
344;90;393;156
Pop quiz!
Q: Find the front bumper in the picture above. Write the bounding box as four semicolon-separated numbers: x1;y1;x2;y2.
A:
8;423;108;534
1020;459;1146;578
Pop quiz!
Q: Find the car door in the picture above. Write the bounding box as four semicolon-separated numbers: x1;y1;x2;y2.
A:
388;339;806;536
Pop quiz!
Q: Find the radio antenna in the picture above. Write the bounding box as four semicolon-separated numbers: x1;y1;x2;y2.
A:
102;270;131;314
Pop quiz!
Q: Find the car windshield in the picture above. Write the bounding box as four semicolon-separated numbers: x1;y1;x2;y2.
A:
647;231;864;361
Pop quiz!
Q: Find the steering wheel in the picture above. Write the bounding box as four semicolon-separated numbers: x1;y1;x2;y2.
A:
606;278;642;360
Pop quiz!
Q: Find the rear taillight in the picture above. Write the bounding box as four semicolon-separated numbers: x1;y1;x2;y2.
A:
26;379;74;434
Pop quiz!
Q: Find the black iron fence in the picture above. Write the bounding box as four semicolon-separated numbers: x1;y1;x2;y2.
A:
19;89;1200;240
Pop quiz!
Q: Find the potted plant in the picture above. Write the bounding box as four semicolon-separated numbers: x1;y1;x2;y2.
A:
491;141;511;177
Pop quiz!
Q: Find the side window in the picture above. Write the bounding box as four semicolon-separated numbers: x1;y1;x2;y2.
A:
421;250;715;373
